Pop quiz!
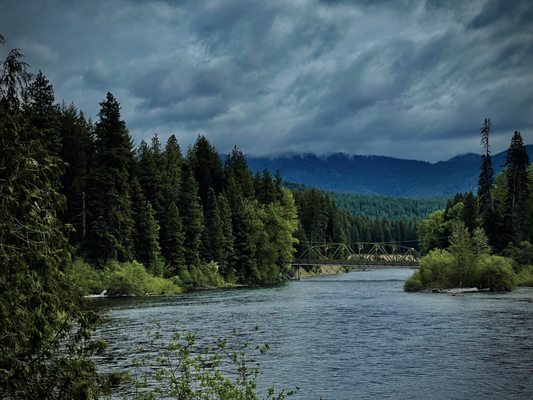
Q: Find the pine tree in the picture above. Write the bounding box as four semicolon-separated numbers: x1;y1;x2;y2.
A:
134;200;165;276
504;130;530;244
462;192;479;233
136;136;165;218
224;146;255;198
162;134;182;204
225;174;255;281
178;163;204;268
86;92;135;263
159;134;183;267
160;202;186;275
217;193;235;277
255;169;277;204
0;35;31;111
189;135;223;209
59;103;93;243
0;37;104;397
477;118;498;249
25;71;61;156
201;188;225;265
527;165;533;242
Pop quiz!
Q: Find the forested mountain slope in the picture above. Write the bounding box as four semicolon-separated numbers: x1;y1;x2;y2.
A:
246;146;533;197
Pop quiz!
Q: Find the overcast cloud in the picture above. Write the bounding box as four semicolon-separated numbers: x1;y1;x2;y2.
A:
1;0;532;161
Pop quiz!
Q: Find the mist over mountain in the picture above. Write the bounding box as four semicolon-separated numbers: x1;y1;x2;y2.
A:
245;145;533;197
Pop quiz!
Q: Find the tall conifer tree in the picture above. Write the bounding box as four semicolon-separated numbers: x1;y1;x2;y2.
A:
189;135;224;209
504;130;530;244
25;71;61;156
59;104;93;242
86;93;135;262
0;36;103;397
217;193;235;276
477;118;498;249
160;202;186;275
134;200;165;276
136;137;165;218
201;188;225;265
178;163;204;268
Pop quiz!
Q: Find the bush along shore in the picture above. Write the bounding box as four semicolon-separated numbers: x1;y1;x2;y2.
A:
407;119;533;293
405;223;533;293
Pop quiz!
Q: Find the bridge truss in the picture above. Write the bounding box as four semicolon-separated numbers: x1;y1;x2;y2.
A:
294;242;420;267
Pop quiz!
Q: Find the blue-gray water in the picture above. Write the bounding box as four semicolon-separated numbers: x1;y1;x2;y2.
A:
95;269;533;399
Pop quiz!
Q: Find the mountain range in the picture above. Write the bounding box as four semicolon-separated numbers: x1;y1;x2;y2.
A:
245;145;533;197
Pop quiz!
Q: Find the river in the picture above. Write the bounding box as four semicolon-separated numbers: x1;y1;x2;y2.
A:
95;268;533;399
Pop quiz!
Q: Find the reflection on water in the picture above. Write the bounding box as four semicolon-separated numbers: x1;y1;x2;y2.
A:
95;269;533;400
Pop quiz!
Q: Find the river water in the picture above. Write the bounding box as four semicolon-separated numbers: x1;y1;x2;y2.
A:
95;268;533;399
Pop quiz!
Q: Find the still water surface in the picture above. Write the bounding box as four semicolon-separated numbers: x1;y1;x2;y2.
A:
96;269;533;399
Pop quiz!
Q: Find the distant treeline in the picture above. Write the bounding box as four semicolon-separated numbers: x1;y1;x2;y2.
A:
292;188;418;249
285;182;446;220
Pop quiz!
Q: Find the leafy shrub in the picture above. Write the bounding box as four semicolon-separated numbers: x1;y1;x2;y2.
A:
147;275;182;295
503;241;533;272
516;265;533;287
404;272;424;292
103;260;181;296
474;255;515;291
127;325;298;400
178;262;227;289
417;249;455;288
66;259;106;295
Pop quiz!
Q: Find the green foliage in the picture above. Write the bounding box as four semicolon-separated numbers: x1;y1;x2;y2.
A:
135;139;164;217
417;210;446;254
67;259;105;295
293;187;418;254
134;200;166;276
504;130;530;244
474;255;515;292
127;326;298;400
328;191;447;220
179;163;204;268
516;265;533;287
66;259;183;296
406;226;518;292
103;260;182;296
59;103;93;243
502;240;533;272
0;39;107;398
176;261;227;289
403;272;424;292
86;92;135;263
416;249;456;289
189;135;224;209
202;188;226;265
160;202;186;275
477;118;499;248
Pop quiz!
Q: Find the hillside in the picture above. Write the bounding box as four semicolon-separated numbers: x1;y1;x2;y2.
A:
246;145;533;197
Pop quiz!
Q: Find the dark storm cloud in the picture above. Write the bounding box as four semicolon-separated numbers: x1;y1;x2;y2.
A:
1;0;532;161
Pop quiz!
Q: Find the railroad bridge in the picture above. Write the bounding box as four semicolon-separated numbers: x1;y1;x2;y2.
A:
291;242;420;279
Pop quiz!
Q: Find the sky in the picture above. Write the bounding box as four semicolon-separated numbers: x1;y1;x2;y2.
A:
1;0;532;162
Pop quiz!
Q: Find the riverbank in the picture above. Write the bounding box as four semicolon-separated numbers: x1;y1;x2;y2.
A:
298;265;350;278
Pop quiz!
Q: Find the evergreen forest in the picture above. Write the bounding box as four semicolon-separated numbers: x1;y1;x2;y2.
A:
407;119;533;292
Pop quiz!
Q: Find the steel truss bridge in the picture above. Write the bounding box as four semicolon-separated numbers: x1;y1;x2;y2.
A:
292;242;420;269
